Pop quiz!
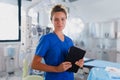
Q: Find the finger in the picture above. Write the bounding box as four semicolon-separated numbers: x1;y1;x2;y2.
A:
64;63;72;67
64;61;71;65
75;61;83;67
64;65;72;70
63;62;72;70
75;61;79;65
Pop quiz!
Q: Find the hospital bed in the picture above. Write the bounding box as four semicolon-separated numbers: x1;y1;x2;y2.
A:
84;58;120;80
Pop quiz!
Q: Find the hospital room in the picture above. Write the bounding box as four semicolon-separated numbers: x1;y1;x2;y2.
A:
0;0;120;80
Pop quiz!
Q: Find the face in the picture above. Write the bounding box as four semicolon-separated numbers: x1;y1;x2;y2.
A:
51;12;67;32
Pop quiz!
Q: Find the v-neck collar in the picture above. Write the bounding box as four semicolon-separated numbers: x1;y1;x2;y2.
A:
53;32;65;43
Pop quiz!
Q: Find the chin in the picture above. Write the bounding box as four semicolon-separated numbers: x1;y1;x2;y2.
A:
59;28;64;31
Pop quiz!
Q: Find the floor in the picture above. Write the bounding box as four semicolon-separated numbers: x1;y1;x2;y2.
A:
0;76;21;80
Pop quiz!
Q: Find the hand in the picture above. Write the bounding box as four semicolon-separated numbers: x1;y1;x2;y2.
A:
55;62;72;72
75;58;84;68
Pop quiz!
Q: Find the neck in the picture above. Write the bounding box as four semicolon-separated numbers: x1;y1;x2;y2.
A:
53;30;64;41
54;30;63;35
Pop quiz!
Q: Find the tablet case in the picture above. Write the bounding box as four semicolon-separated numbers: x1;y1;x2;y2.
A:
65;46;86;73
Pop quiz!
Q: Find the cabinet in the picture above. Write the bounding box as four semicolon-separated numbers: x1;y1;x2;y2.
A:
85;20;119;62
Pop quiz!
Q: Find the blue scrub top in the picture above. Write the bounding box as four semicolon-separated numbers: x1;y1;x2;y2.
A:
35;32;74;80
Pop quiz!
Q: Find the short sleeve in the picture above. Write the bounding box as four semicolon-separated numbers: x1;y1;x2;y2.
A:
35;35;49;57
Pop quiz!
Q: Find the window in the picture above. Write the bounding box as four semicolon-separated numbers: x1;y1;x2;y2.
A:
0;0;21;42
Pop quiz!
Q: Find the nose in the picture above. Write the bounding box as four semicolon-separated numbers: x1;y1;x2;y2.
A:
57;19;63;25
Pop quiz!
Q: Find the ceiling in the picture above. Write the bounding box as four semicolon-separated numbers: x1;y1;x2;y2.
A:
69;0;120;22
23;0;120;22
1;0;120;22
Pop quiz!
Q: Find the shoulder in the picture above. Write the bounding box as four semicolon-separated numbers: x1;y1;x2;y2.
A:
65;35;73;42
40;33;54;40
64;35;74;46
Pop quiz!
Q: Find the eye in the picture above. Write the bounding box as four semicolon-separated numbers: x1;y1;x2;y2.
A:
61;18;66;21
62;18;64;21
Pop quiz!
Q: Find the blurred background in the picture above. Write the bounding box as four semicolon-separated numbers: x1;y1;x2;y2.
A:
0;0;120;80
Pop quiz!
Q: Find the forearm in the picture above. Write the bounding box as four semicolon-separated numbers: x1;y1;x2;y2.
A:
31;55;72;72
31;62;58;72
31;55;58;72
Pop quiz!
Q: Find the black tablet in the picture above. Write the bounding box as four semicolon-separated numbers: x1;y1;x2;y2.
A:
65;46;86;73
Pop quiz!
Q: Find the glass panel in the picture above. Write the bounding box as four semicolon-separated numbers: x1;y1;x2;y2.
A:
0;0;20;42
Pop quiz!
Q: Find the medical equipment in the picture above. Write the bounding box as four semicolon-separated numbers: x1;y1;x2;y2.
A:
5;45;15;75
